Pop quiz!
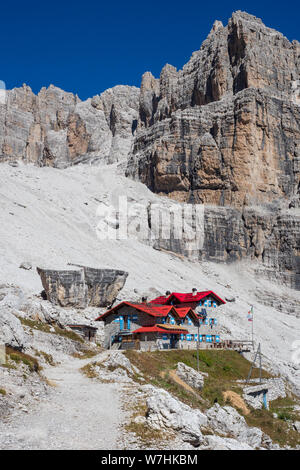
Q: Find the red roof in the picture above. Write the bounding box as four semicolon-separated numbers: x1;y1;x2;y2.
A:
150;295;168;305
174;307;198;320
150;290;226;305
95;302;174;321
95;302;199;322
132;325;188;335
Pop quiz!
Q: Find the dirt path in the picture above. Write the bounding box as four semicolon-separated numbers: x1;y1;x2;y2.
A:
0;354;124;450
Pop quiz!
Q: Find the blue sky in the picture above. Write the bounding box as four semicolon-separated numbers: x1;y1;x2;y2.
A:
1;0;299;100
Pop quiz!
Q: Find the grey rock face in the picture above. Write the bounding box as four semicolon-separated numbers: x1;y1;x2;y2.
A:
254;287;300;317
36;266;128;308
102;351;135;375
176;362;206;390
0;310;26;350
0;11;299;291
205;403;264;449
0;84;139;167
201;435;253;450
152;204;300;290
202;206;300;290
125;11;300;289
146;386;208;445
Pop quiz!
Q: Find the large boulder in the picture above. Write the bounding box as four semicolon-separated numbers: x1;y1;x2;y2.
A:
176;362;207;390
146;387;208;446
102;351;135;375
37;266;128;308
0;310;26;350
205;403;264;449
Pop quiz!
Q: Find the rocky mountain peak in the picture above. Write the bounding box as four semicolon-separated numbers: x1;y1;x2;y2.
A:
209;20;224;34
0;83;140;166
125;12;300;289
127;11;300;208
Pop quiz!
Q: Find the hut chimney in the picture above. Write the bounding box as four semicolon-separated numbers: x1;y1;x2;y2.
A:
142;296;148;303
192;288;197;296
165;290;171;296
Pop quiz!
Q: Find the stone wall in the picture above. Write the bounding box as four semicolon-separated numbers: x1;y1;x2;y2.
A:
242;378;286;409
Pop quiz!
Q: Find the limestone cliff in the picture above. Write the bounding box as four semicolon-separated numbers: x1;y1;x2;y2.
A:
127;11;300;208
125;11;300;289
0;84;139;167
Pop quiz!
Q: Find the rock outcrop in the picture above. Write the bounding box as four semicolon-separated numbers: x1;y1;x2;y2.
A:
0;84;139;167
126;11;300;289
144;386;275;448
37;266;128;308
0;311;26;350
176;362;207;390
146;386;208;445
149;203;300;289
205;403;264;449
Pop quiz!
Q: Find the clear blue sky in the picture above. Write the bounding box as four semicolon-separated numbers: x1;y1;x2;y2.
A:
1;0;299;100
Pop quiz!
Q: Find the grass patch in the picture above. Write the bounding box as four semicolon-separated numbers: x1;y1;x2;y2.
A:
1;362;17;370
270;395;299;421
80;363;98;379
18;317;53;333
72;347;102;360
18;317;84;343
244;408;300;448
6;347;42;373
0;388;6;396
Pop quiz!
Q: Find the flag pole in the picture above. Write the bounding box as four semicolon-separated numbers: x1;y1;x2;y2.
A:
251;305;254;350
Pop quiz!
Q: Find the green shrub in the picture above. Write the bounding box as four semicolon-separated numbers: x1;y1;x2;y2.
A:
278;411;292;422
7;347;42;373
